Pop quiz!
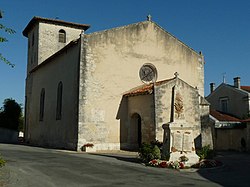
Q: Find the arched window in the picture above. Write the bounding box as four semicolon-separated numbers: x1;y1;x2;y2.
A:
58;29;66;43
56;82;63;120
39;88;45;121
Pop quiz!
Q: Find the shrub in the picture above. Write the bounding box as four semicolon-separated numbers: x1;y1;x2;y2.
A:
197;145;214;160
138;142;161;163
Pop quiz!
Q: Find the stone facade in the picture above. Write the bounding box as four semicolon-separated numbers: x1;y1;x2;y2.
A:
23;17;209;151
25;41;80;149
122;76;211;151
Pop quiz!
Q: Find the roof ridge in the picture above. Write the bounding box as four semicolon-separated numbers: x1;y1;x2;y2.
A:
85;20;149;36
85;20;202;57
30;39;79;73
23;16;90;37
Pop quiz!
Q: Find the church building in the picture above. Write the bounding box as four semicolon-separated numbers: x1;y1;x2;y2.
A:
23;16;212;151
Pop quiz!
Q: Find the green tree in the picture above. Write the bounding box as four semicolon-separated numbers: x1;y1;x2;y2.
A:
0;98;22;131
0;10;15;67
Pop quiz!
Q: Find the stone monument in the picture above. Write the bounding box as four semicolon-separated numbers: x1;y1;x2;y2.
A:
162;74;199;166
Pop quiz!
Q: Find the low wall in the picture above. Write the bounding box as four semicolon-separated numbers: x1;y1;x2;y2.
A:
0;127;18;143
215;128;247;151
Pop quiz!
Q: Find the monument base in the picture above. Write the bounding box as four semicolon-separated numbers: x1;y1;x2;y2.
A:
169;152;200;167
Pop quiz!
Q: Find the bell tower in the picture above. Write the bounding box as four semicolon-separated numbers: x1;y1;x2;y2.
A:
23;17;90;74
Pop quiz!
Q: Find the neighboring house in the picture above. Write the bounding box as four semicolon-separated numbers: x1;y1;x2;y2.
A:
207;77;250;119
207;78;250;151
23;16;210;151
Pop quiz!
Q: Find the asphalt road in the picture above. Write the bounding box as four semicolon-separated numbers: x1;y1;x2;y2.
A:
0;143;249;187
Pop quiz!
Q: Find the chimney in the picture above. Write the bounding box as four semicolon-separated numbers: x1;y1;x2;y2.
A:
210;83;215;93
234;77;241;88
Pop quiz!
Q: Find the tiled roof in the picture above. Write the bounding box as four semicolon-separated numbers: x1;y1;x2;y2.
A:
242;118;250;122
123;84;154;97
210;109;241;122
241;86;250;93
124;78;175;97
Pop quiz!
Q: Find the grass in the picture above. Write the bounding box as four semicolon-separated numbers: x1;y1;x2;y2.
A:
0;156;5;167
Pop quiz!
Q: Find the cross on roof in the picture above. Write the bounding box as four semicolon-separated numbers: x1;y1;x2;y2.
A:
147;14;152;21
174;72;179;78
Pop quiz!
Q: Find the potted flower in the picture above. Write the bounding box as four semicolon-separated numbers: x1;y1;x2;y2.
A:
81;143;96;152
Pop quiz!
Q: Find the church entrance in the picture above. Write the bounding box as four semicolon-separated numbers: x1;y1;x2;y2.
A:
130;113;142;149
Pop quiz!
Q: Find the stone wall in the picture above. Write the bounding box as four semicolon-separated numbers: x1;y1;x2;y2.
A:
154;78;201;143
38;22;84;65
25;41;80;150
200;99;213;149
26;22;84;74
127;94;155;149
78;20;204;151
215;128;247;151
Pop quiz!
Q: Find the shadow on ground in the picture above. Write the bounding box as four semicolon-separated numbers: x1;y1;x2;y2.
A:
89;152;141;164
93;151;250;186
196;151;250;187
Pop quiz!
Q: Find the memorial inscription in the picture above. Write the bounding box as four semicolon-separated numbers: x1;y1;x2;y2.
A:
172;131;193;153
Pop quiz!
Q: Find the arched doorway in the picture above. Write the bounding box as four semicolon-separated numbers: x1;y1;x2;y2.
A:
130;113;142;149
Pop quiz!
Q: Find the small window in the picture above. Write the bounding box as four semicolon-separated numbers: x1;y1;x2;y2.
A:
220;98;228;113
58;29;66;43
56;82;63;120
39;88;45;121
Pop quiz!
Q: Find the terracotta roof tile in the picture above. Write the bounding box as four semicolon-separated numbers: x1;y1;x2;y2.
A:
123;84;154;97
210;109;241;122
241;86;250;93
123;78;175;97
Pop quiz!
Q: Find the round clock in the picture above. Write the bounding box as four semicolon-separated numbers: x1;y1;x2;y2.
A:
139;63;157;84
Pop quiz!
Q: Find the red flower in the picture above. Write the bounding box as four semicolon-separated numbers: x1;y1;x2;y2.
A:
159;161;168;168
179;162;185;169
151;159;158;164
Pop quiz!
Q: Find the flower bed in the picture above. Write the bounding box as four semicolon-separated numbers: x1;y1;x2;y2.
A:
146;158;222;169
147;159;186;169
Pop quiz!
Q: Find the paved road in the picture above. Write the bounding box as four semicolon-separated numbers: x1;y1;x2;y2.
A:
0;144;249;187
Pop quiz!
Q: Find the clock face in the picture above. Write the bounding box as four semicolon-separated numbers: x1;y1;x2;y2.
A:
139;64;157;84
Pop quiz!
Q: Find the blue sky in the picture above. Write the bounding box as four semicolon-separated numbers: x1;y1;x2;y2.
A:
0;0;250;105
